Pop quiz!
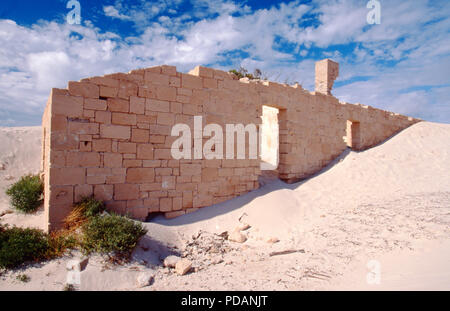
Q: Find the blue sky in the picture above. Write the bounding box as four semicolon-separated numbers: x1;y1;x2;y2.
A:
0;0;449;126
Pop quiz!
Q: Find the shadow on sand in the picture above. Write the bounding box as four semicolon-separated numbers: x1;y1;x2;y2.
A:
146;147;353;228
130;235;182;267
145;124;415;228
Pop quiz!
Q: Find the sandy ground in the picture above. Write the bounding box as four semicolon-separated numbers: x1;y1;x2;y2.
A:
0;121;449;291
0;126;46;230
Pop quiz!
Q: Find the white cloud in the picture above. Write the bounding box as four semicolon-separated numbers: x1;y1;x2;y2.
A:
0;0;449;126
103;5;131;20
299;0;367;47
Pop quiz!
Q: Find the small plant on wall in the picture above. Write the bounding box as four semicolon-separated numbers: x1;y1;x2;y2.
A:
229;67;265;80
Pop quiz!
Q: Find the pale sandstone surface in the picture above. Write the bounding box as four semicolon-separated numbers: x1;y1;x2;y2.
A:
0;121;449;290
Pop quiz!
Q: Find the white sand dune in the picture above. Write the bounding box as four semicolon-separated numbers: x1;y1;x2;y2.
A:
0;126;45;230
0;122;449;290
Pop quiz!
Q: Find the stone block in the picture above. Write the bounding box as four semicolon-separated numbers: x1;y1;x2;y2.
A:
50;167;85;185
99;86;118;98
118;142;136;153
95;111;111;124
100;124;131;139
137;144;154;159
68;81;99;98
68;122;99;135
49;185;74;206
201;167;218;182
74;184;94;202
155;86;176;101
86;175;106;185
154;149;172;159
123;159;142;167
146;99;170;112
130;96;145;114
84;98;107;111
107;98;129;112
180;164;202;176
51;95;83;118
112;112;137;126
181;73;203;89
159;197;172;212
127;168;155;183
92;139;111;152
114;184;140;200
104;153;123;167
144;72;169;85
131;129;150;143
66;152;100;167
156;112;175;126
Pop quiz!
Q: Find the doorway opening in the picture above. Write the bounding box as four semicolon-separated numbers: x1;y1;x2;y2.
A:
260;105;279;172
346;120;361;150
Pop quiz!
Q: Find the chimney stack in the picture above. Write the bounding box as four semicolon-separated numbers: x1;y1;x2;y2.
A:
315;59;339;95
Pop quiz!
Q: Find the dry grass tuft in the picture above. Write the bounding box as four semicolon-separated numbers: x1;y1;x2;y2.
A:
63;205;89;232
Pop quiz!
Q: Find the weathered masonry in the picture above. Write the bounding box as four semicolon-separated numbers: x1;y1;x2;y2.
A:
41;59;420;231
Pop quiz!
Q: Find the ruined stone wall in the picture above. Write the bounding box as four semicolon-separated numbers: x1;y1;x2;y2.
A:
41;61;419;231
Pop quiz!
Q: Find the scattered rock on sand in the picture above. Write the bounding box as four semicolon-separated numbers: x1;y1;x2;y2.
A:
212;256;224;265
66;257;89;272
4;175;14;181
266;237;280;244
228;230;247;243
163;255;181;268
0;162;5;170
136;272;154;288
175;259;192;276
236;223;251;231
0;210;13;217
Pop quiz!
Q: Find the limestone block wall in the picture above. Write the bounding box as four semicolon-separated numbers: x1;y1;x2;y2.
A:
41;61;420;231
315;59;339;95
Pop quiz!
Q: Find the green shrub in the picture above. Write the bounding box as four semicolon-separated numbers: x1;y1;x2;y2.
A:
75;196;105;218
229;69;244;79
81;214;147;257
0;224;50;269
5;174;43;213
0;196;146;270
229;67;264;80
0;224;77;270
46;233;77;258
16;274;30;282
63;197;105;231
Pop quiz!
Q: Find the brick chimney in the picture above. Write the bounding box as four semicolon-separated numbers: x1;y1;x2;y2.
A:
315;59;339;95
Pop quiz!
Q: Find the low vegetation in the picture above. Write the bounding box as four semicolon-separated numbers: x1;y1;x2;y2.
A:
1;187;147;270
229;67;265;80
16;274;30;283
0;223;76;270
0;224;50;269
66;196;146;258
64;196;105;230
81;214;147;258
75;196;105;218
5;174;43;213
